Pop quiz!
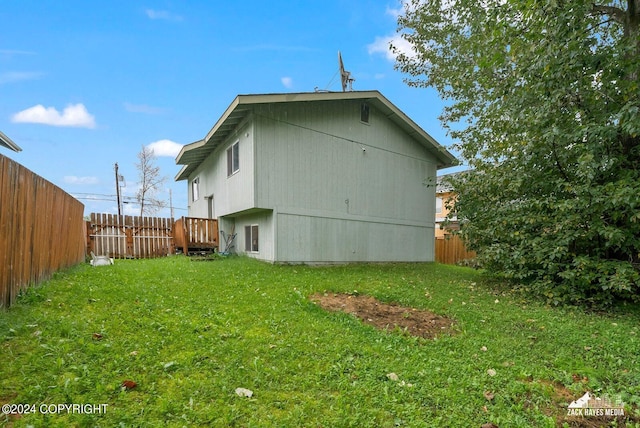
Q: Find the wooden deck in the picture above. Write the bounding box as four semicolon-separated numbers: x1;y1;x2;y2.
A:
174;217;219;254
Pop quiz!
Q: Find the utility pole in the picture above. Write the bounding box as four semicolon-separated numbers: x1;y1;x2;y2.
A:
115;163;122;216
169;188;174;219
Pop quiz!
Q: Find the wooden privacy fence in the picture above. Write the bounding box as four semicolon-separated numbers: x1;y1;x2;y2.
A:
87;214;219;258
174;217;219;254
435;235;476;265
1;154;85;309
87;213;175;259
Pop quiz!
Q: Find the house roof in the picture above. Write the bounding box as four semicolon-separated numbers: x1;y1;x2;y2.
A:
175;90;458;181
436;175;454;194
0;131;22;152
436;170;469;194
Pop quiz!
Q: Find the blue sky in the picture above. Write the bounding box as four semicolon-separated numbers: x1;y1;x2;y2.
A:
1;0;460;218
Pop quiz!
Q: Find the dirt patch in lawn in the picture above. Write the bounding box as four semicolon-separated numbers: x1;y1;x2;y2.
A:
309;293;456;339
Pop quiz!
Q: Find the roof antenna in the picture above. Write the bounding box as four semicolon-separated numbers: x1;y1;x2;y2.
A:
338;51;354;92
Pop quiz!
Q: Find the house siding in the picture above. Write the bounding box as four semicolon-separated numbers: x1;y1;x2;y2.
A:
188;121;255;219
254;100;437;222
276;211;433;263
251;99;437;262
230;210;275;261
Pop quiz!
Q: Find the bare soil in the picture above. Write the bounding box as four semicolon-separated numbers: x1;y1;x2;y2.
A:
309;293;456;339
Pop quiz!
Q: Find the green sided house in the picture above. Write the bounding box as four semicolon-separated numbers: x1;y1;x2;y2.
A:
175;90;457;263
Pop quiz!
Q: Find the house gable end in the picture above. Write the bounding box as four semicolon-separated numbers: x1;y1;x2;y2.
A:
175;91;457;182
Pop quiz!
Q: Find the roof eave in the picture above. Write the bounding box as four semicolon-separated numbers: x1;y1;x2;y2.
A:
174;90;459;180
0;131;22;152
175;165;190;181
370;94;457;168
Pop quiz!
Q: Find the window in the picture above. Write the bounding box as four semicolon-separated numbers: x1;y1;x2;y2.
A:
245;225;259;252
436;197;443;214
192;177;200;201
360;102;370;124
227;141;240;176
206;195;214;219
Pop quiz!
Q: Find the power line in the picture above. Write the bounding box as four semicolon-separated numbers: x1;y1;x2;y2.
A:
74;196;187;211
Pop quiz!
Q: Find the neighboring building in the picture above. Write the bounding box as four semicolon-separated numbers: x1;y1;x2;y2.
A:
175;91;457;263
0;131;22;152
435;173;460;239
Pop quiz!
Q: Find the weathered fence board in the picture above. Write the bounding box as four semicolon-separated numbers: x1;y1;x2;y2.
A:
1;154;85;309
435;235;476;265
174;217;219;254
87;213;175;259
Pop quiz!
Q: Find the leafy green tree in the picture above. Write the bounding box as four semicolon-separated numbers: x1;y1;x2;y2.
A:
395;0;640;305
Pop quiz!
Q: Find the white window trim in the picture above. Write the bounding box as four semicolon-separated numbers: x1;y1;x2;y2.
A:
227;141;240;177
192;177;200;202
245;224;259;253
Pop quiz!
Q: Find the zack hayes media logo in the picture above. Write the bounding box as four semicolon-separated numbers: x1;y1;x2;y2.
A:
567;392;625;417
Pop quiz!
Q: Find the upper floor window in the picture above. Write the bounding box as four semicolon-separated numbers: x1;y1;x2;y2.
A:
227;141;239;176
436;197;443;214
192;177;200;201
360;102;370;124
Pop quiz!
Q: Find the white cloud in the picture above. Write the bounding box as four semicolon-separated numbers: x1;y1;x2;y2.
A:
64;176;99;185
124;102;166;114
11;103;96;128
146;139;183;157
123;203;140;216
281;77;293;88
386;5;403;18
145;9;183;21
0;71;43;84
367;34;416;62
0;49;36;57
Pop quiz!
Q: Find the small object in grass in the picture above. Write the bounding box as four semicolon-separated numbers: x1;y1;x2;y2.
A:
235;387;253;398
571;373;588;383
130;350;139;356
483;391;494;401
481;346;487;352
481;423;499;428
487;369;497;377
121;380;137;390
92;333;103;340
387;373;399;381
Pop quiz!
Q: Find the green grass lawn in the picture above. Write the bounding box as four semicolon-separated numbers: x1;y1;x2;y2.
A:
1;257;639;427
